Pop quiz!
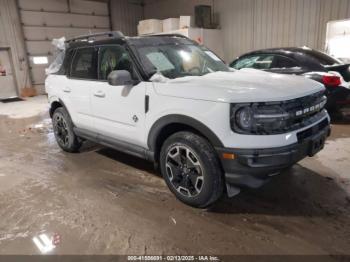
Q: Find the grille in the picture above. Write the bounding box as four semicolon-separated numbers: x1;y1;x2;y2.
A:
253;91;328;134
280;91;327;132
280;91;326;117
231;91;328;135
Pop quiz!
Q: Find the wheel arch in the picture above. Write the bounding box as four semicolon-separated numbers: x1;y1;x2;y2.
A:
49;98;70;118
148;114;224;163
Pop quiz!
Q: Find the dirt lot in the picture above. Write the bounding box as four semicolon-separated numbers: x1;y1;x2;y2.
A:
0;96;349;258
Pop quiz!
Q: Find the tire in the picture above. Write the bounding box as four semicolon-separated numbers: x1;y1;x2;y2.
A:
160;131;224;208
52;107;82;153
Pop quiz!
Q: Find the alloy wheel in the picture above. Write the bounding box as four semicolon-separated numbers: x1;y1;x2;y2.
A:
165;145;204;197
53;114;69;147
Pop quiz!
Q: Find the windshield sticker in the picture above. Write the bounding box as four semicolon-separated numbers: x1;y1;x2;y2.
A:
205;51;221;61
146;52;175;71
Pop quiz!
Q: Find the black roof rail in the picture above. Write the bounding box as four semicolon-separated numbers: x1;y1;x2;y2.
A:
65;31;124;44
146;33;191;40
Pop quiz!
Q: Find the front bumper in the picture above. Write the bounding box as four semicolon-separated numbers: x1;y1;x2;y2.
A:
216;118;331;189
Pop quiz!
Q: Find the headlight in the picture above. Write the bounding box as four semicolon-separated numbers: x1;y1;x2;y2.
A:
232;104;288;134
236;107;254;130
230;93;327;135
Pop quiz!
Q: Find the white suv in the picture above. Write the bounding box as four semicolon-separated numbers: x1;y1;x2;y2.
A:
46;32;331;208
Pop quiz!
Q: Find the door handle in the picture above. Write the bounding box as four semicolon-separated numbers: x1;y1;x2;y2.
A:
63;87;71;93
94;90;106;98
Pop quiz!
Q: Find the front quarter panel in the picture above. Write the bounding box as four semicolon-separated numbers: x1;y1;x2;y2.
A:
146;83;330;150
145;83;231;149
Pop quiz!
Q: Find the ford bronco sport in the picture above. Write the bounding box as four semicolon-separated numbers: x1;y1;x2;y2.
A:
46;32;331;208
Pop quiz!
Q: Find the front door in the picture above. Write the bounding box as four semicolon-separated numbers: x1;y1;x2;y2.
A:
0;49;17;99
91;45;146;146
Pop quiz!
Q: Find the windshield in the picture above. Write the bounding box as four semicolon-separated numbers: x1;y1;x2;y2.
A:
135;44;229;79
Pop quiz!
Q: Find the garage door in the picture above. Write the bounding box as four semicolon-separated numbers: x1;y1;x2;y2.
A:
18;0;110;94
0;49;18;99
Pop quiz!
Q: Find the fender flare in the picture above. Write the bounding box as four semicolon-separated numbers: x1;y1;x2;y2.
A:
147;114;224;151
49;98;70;118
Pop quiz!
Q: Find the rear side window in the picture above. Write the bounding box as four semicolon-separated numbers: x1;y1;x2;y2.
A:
272;55;300;69
70;48;97;79
57;50;72;75
231;55;274;70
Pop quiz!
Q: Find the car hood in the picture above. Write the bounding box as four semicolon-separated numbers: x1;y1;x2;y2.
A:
151;69;325;103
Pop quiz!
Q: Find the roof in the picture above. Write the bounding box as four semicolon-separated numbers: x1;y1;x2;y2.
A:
65;31;195;49
126;35;195;46
241;47;316;56
236;47;340;63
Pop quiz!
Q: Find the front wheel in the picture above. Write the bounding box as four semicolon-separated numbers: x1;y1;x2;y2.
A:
160;131;224;208
52;107;82;153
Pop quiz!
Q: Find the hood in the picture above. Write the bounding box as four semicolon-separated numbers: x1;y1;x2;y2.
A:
152;69;325;103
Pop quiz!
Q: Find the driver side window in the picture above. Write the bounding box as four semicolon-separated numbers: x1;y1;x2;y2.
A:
98;45;133;80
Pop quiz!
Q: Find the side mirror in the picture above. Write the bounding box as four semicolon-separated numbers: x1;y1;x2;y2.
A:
107;70;134;86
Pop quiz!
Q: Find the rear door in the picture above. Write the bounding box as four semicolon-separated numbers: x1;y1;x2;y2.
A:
65;47;98;130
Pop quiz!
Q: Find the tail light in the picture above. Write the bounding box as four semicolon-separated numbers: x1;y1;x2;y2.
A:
322;75;341;87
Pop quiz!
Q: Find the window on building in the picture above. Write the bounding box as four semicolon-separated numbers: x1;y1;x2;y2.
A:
32;56;48;65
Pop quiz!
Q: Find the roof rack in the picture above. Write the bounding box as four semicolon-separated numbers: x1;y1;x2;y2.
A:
145;33;191;40
66;31;124;44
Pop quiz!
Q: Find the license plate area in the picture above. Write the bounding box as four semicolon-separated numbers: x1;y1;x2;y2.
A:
308;132;326;157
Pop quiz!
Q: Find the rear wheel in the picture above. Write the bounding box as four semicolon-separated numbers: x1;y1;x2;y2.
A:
52;107;82;153
160;131;224;208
